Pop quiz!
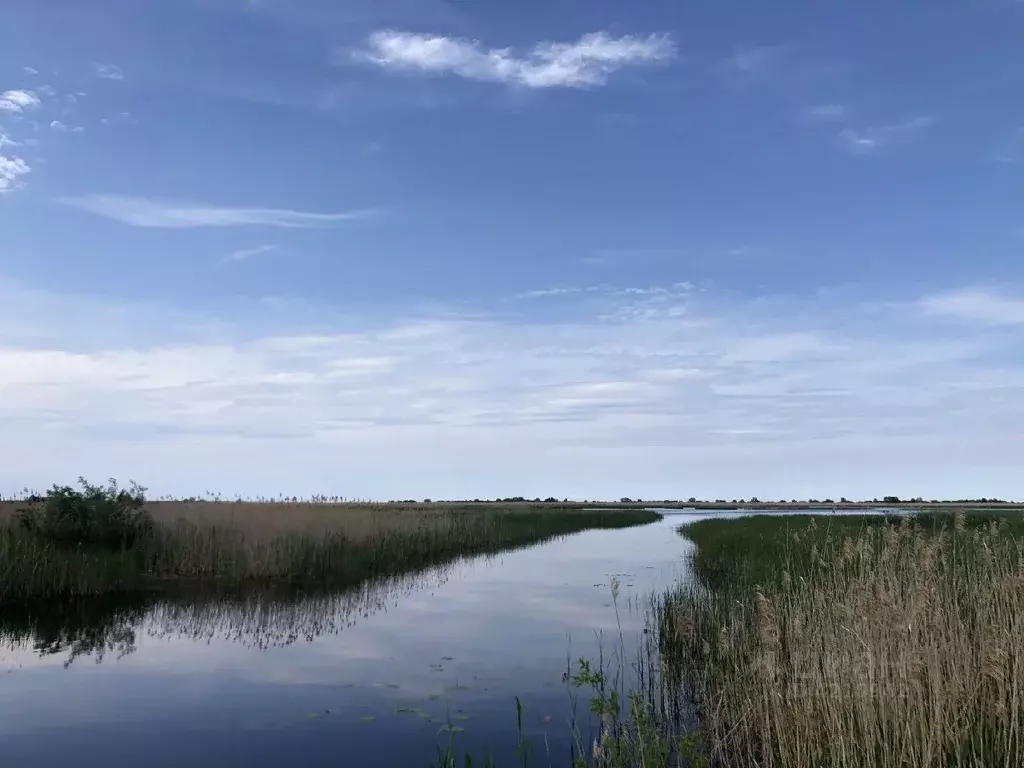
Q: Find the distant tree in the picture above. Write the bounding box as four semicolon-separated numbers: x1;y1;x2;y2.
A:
620;497;634;504
688;497;697;503
749;497;760;504
882;496;900;504
840;497;849;504
423;498;432;503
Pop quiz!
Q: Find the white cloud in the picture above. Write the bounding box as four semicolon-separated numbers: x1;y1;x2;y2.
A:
0;133;21;149
0;89;41;112
58;195;378;228
920;289;1024;326
93;63;125;81
49;120;83;133
220;244;278;265
0;155;31;193
803;104;848;122
356;30;676;88
0;279;1021;500
837;116;934;154
23;67;38;76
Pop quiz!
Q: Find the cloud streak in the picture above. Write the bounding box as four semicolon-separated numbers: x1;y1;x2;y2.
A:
837;116;934;154
219;244;278;265
356;30;676;88
58;195;378;228
1;279;1021;499
920;289;1024;326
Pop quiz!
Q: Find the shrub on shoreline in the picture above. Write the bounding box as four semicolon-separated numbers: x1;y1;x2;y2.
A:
17;478;152;549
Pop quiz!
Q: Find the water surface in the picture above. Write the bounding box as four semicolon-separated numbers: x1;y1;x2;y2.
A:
0;509;892;766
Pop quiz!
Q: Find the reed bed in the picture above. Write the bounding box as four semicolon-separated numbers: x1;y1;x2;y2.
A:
661;512;1024;767
0;500;659;601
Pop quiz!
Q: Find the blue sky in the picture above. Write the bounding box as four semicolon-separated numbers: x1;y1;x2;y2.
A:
1;0;1022;500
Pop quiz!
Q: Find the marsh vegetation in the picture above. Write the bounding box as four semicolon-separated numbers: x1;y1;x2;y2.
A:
655;511;1024;767
438;511;1024;766
0;479;660;602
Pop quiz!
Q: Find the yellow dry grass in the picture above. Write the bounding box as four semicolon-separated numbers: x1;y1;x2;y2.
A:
667;515;1024;767
0;500;501;541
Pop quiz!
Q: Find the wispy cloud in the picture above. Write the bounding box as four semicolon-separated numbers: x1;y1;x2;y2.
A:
0;156;31;194
49;120;84;133
837;116;934;154
2;279;1022;499
724;45;785;77
580;247;688;268
219;244;277;266
513;287;583;300
355;30;676;89
992;127;1024;165
802;104;848;122
0;133;21;149
0;89;40;113
93;63;125;81
920;289;1024;326
58;195;378;228
23;67;38;76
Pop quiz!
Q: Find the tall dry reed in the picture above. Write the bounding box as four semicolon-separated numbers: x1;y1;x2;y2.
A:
0;502;659;600
665;514;1024;767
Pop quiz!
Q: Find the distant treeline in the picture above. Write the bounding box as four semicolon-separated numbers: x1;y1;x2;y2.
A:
2;489;1015;506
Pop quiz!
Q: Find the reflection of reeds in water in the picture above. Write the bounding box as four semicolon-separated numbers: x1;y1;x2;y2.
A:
144;564;455;650
1;563;455;665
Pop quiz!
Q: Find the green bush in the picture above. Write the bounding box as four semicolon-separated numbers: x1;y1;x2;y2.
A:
18;478;152;549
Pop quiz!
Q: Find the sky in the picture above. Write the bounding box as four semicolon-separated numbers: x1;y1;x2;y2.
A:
1;0;1023;501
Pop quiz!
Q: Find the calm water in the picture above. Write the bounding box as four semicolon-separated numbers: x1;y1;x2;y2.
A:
0;510;890;766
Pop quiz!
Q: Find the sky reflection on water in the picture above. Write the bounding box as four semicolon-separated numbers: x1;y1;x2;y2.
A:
0;515;695;767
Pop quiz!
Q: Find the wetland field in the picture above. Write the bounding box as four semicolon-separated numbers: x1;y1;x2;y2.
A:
2;483;1024;766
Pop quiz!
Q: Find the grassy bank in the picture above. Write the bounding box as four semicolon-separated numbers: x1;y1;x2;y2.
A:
658;511;1024;767
0;492;660;601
